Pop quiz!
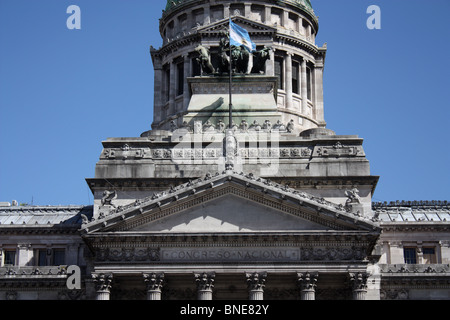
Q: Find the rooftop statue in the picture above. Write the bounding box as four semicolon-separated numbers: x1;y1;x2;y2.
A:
251;47;272;74
195;45;215;75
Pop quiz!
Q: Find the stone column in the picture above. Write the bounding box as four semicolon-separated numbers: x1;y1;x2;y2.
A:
244;3;251;19
183;55;191;112
349;272;369;301
266;49;275;76
143;273;165;300
301;59;308;114
169;60;176;115
152;57;163;124
283;10;289;28
297;272;318;300
314;63;325;126
246;272;267;300
186;9;193;31
17;243;32;267
285;52;293;109
195;272;215;300
264;6;271;24
92;273;113;301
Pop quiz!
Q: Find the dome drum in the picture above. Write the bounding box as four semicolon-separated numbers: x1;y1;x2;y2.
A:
151;1;326;133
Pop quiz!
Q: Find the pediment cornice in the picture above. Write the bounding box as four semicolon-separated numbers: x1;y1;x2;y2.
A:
80;171;381;235
197;16;276;35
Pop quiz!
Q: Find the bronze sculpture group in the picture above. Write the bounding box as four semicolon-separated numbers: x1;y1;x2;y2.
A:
195;31;271;76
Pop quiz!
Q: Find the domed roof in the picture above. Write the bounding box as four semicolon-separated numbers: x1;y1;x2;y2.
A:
165;0;315;16
164;0;184;12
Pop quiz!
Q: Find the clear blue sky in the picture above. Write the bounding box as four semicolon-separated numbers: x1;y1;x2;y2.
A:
0;0;449;206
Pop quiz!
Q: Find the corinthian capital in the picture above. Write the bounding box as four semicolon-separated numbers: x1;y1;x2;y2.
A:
349;272;369;291
297;272;319;291
195;272;215;291
246;272;267;291
92;273;113;292
143;273;165;291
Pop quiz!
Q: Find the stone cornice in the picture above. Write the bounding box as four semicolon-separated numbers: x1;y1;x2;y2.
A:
374;200;450;210
86;176;379;196
381;223;450;232
84;231;378;246
380;264;450;275
380;264;450;289
82;171;381;235
0;225;82;236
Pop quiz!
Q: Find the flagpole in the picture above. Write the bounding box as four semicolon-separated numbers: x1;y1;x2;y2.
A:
228;18;233;129
229;18;233;129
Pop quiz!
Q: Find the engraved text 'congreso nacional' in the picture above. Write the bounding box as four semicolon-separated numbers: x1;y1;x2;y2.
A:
162;248;300;262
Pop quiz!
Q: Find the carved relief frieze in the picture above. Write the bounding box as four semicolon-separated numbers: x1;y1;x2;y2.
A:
90;239;372;264
94;247;161;263
316;142;360;158
103;146;147;160
380;289;409;300
190;82;274;95
300;246;367;261
145;146;321;162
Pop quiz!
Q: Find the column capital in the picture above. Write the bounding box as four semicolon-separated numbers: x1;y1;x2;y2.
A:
194;272;215;291
349;272;369;291
349;272;369;300
92;273;113;292
144;273;165;300
297;272;318;291
143;273;165;291
246;272;267;291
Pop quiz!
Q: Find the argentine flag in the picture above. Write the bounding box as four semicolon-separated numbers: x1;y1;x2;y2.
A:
229;19;256;52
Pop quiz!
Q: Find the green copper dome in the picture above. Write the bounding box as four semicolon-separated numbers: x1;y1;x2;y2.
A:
165;0;184;12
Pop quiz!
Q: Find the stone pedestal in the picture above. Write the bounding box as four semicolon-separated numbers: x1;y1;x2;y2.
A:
184;76;281;129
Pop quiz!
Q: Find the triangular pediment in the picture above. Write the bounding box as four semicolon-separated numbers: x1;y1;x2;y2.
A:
131;194;329;233
198;16;276;35
81;172;381;235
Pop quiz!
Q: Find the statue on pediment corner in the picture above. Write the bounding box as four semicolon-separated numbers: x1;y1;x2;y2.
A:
345;188;361;206
101;190;117;208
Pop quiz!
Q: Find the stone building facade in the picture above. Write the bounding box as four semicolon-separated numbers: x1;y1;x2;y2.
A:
0;0;449;300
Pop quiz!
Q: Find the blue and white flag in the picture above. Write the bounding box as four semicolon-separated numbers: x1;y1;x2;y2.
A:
229;19;256;52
